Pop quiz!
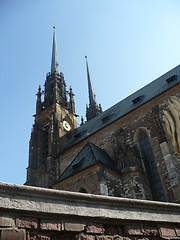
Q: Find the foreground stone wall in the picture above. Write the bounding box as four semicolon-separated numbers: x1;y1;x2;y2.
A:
0;182;180;239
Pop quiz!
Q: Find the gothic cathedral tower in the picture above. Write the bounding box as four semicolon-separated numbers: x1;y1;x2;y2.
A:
26;27;77;187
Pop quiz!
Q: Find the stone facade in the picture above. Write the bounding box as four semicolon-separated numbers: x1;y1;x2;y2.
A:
54;160;149;200
55;84;180;202
54;164;123;197
26;28;180;203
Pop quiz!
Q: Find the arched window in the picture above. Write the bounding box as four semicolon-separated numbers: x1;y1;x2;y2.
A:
138;129;166;201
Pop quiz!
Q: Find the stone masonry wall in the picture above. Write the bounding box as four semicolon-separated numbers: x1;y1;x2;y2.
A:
1;182;180;240
54;164;148;199
58;84;180;202
54;165;101;194
54;164;123;197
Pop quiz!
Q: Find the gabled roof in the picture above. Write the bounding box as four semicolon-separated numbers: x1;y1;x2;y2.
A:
57;142;117;182
62;64;180;152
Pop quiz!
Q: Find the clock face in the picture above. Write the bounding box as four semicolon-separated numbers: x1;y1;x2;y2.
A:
43;121;50;130
63;120;71;132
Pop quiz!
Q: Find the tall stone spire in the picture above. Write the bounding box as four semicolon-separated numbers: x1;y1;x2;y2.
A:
85;56;102;121
85;55;97;106
51;26;60;75
43;27;72;109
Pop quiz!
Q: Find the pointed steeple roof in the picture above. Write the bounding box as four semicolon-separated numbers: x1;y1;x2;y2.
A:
85;56;103;121
85;56;97;106
51;26;60;74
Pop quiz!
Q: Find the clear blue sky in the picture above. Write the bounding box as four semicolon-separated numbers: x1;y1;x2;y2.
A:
1;0;180;185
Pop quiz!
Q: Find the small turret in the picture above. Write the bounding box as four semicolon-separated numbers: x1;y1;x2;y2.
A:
99;104;102;113
80;116;84;126
69;86;75;113
36;85;42;114
59;72;67;105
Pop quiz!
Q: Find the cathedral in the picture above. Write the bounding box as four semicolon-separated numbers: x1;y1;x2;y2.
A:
25;27;180;203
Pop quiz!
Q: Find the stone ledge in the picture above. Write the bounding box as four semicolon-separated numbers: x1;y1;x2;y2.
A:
0;182;180;224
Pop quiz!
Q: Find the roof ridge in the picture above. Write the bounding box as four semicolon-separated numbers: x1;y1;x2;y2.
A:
89;142;117;169
88;141;99;163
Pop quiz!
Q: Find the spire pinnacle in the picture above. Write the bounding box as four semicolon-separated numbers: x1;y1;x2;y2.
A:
85;56;103;121
51;26;59;75
85;56;97;106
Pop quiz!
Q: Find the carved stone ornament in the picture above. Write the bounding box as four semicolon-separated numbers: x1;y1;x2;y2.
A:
163;95;180;157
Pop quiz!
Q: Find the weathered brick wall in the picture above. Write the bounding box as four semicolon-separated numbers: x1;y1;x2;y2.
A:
58;85;180;202
0;182;180;240
1;216;180;239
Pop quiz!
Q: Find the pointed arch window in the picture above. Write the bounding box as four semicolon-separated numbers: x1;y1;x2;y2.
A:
138;129;166;201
